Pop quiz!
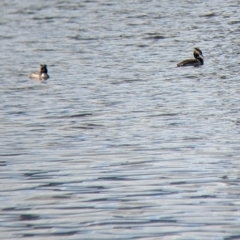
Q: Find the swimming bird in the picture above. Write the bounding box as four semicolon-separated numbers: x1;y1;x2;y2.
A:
29;64;50;80
177;48;204;67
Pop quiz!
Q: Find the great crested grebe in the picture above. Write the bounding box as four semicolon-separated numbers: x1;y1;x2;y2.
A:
29;64;50;80
177;48;204;67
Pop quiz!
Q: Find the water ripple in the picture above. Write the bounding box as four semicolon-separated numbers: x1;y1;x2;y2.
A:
1;0;240;239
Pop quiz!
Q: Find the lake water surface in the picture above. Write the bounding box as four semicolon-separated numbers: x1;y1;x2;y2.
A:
1;0;240;239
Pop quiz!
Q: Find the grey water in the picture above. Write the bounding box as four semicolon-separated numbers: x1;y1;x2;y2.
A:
1;0;240;239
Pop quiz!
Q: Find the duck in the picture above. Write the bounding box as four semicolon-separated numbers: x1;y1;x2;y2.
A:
177;48;204;67
29;64;50;80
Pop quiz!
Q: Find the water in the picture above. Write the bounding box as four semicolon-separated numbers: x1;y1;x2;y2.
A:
1;0;240;239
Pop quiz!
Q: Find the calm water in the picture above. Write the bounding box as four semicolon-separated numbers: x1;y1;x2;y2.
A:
1;0;240;239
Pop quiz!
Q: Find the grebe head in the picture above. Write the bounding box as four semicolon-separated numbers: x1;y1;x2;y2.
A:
40;64;48;74
193;48;204;65
193;48;203;59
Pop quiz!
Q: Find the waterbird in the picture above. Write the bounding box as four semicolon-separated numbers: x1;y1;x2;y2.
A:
29;64;50;80
177;48;204;67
